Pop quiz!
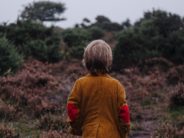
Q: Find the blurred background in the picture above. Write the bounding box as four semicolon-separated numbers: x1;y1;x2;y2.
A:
0;0;183;138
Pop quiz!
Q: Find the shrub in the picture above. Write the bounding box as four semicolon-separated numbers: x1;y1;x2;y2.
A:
113;10;184;70
153;122;184;138
40;130;63;138
47;44;63;63
0;124;18;138
0;37;23;75
24;40;48;61
1;21;62;63
62;28;91;58
113;29;142;70
69;46;84;59
169;84;184;108
167;65;184;85
23;40;63;62
39;114;65;130
0;99;16;121
62;28;91;47
4;21;50;48
88;26;104;39
0;60;65;118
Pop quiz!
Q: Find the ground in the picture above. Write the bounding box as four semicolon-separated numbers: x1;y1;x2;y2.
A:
0;59;183;138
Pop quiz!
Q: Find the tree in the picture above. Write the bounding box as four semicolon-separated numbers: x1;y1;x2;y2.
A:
20;1;66;22
95;15;111;23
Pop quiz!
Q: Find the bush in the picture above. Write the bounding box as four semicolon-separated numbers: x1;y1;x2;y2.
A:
0;60;65;118
22;40;63;62
113;10;184;70
4;21;50;48
88;26;104;39
0;37;23;75
1;21;62;63
0;124;18;138
39;114;65;130
153;122;184;138
113;29;143;70
69;46;84;59
167;65;184;85
40;130;63;138
24;40;48;61
169;84;184;108
62;28;91;58
0;99;16;121
62;28;91;47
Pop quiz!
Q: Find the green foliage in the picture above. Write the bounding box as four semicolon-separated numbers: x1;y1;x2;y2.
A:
88;26;104;39
0;21;62;63
0;37;23;75
113;10;184;70
62;28;91;59
24;40;48;61
4;21;52;48
20;1;66;22
69;46;85;59
136;10;184;64
113;28;145;69
23;40;62;62
62;28;91;47
93;15;123;31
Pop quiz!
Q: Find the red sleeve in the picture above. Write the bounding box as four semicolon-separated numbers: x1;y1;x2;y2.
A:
67;102;79;122
119;104;130;124
67;80;81;122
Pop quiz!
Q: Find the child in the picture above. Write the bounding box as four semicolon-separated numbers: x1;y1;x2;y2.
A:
67;40;130;138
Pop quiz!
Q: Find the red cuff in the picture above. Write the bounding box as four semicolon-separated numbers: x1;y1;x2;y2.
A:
67;103;79;122
119;105;130;124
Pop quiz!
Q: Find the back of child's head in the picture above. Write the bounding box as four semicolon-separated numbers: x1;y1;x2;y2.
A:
83;39;112;75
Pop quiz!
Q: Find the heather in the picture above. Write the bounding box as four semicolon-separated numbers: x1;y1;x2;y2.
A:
0;2;184;137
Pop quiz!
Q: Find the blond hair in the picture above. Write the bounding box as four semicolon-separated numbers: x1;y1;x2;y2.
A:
83;39;112;75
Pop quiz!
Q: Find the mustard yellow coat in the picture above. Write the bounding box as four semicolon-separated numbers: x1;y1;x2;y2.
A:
67;74;129;138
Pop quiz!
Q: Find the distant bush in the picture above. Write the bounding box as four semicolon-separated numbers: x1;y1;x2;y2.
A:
88;26;104;39
113;10;184;70
113;29;144;70
62;28;91;58
69;46;85;59
0;37;23;75
24;40;48;61
62;28;91;47
3;21;50;48
0;21;62;63
23;40;63;62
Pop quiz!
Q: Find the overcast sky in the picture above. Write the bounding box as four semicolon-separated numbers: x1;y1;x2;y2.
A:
0;0;184;28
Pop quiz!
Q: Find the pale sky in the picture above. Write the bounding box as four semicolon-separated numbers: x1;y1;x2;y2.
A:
0;0;184;28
